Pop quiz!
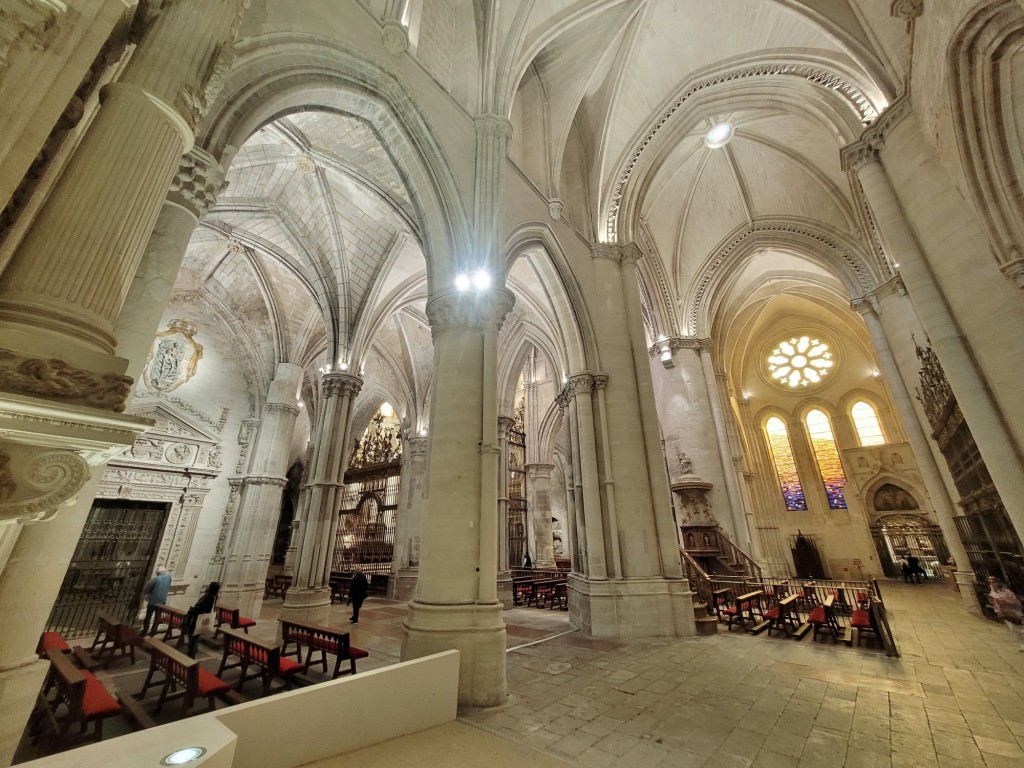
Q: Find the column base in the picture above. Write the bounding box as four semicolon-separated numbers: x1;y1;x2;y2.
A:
496;570;513;609
387;568;419;602
218;584;264;621
953;570;983;615
568;574;698;638
402;600;507;707
279;587;332;631
0;659;48;766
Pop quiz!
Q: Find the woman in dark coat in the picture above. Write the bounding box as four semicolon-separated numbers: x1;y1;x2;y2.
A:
183;581;220;657
349;568;369;624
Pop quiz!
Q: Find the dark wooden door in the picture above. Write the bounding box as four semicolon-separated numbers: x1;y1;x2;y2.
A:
47;499;170;636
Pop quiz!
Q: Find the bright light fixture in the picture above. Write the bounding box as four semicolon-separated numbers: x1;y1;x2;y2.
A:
454;273;471;291
161;747;207;766
472;269;491;290
339;362;348;371
418;428;428;437
705;122;734;148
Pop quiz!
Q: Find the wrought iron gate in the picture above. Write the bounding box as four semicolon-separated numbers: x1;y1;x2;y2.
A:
332;470;400;576
870;514;950;579
47;499;170;637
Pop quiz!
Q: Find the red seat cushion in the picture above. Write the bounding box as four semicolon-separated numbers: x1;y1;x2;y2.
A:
197;668;230;696
237;617;257;628
722;607;738;615
764;607;780;620
80;671;121;718
808;606;825;623
851;609;870;628
348;646;368;660
38;632;70;657
277;656;304;675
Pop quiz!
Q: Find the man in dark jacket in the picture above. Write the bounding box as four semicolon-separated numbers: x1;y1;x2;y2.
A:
349;568;369;624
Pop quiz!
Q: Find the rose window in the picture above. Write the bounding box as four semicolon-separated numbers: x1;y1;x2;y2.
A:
767;336;834;388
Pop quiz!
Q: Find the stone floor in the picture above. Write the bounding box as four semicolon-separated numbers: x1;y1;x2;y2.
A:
18;581;1024;768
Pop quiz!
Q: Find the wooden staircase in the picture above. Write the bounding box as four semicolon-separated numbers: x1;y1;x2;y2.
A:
681;526;761;637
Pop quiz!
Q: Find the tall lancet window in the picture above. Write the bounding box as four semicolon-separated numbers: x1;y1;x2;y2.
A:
805;409;848;509
851;401;885;446
764;417;807;511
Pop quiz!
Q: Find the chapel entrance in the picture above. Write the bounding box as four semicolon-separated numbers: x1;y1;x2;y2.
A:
46;499;170;636
870;513;949;580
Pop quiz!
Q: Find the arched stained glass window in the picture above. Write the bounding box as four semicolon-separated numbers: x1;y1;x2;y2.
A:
851;401;885;446
764;417;807;511
805;409;847;509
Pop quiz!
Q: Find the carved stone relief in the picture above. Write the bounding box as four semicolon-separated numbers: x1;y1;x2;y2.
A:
141;319;204;393
0;440;90;523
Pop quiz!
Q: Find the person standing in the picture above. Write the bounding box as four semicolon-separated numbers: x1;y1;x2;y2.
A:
141;566;172;635
349;568;369;624
183;581;220;658
987;576;1024;651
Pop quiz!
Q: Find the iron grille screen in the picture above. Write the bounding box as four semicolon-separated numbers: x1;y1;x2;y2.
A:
332;465;400;576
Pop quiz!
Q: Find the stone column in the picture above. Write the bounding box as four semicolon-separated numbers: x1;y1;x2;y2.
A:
281;372;362;626
560;242;693;639
401;288;514;708
526;464;556;567
845;143;1024;541
854;289;981;611
389;434;428;601
219;364;302;617
0;1;248;381
496;415;514;606
116;148;226;378
699;344;756;556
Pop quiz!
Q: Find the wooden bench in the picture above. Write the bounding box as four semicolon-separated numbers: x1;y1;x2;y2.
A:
136;637;232;716
721;591;761;630
279;618;369;679
148;603;187;647
804;595;841;642
217;627;305;695
264;574;292;600
850;599;880;647
89;610;144;666
512;577;535;606
756;594;800;637
213;605;257;639
551;581;568;610
711;588;732;619
36;631;71;659
34;648;122;744
532;579;566;608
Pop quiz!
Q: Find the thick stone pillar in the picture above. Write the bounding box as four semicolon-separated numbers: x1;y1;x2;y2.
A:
0;1;248;381
116;148;225;378
389;434;428;601
219;364;302;617
281;372;362;626
854;287;981;611
844;141;1024;542
401;288;514;708
563;243;694;639
526;464;556;567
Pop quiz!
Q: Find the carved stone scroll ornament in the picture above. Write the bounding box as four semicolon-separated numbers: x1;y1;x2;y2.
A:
0;347;133;412
0;443;90;523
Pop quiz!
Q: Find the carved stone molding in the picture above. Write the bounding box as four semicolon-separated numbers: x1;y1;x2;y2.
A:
404;435;428;457
166;147;226;219
568;373;595;396
647;336;704;358
852;274;908;315
426;289;516;337
841;94;913;172
0;0;66;73
0;441;89;523
381;19;409;55
241;474;287;487
999;257;1024;289
474;113;513;142
890;0;923;20
555;387;572;411
548;199;563;220
592;374;609;390
0;347;132;412
265;402;301;415
321;372;363;400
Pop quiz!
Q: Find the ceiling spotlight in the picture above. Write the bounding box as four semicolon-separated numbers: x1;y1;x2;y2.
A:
705;122;734;148
419;428;428;437
339;362;349;371
454;273;471;291
472;269;491;290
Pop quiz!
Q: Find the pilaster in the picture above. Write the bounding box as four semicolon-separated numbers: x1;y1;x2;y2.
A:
388;434;428;602
526;463;556;567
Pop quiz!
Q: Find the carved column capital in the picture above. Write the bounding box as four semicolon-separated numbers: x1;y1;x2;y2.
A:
321;372;362;399
842;95;913;171
426;288;515;337
555;387;572;411
0;441;90;523
404;435;428;456
0;347;133;412
381;18;409;54
592;242;642;265
166;147;226;219
474;113;513;142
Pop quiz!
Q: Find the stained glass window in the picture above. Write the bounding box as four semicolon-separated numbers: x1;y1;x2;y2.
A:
764;417;807;511
767;336;834;388
851;401;885;446
805;409;847;509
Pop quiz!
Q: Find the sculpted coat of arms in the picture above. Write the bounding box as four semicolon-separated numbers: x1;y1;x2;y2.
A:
142;319;204;393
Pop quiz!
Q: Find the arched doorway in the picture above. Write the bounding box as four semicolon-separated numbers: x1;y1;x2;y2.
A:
870;484;950;579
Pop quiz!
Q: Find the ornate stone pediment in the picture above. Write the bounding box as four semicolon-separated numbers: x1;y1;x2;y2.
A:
121;399;223;472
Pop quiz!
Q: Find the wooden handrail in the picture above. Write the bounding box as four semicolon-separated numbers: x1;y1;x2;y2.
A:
713;528;762;579
680;548;714;608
